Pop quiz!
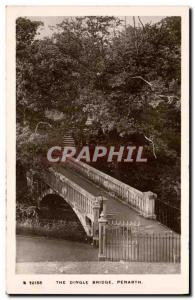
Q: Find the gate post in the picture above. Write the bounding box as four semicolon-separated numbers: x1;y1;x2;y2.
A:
143;191;157;219
102;196;108;216
92;197;101;247
98;211;107;261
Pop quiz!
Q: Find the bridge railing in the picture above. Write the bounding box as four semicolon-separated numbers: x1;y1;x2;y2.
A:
41;168;101;239
66;158;156;219
42;168;96;218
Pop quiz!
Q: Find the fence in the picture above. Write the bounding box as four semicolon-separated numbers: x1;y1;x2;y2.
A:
155;199;181;234
38;218;79;226
99;219;181;263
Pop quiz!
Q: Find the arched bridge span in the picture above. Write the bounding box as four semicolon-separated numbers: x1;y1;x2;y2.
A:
27;157;157;244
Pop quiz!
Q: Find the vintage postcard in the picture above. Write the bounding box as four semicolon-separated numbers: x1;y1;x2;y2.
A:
6;6;189;294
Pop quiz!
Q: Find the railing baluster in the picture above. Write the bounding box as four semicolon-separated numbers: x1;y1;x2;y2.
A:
156;234;158;262
169;234;171;262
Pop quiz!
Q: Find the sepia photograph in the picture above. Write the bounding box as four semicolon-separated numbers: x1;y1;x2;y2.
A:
6;6;189;294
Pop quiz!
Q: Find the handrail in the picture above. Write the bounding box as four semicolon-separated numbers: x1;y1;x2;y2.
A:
66;158;156;219
41;167;100;219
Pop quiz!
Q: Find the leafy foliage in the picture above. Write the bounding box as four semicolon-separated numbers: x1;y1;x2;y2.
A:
16;16;181;211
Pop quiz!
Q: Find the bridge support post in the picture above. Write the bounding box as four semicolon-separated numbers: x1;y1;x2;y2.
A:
143;191;157;219
92;198;101;247
102;196;108;216
98;211;107;261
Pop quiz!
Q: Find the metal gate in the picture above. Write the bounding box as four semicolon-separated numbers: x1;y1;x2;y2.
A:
99;219;181;263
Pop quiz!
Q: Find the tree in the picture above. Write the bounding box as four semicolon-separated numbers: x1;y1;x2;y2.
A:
16;16;181;217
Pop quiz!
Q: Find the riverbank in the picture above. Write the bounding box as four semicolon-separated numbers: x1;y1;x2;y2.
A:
16;219;88;242
16;261;180;274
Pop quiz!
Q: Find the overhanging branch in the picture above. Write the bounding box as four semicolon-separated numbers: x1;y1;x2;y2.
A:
144;135;157;159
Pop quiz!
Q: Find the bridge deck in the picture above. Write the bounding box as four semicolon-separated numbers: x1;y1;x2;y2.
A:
53;165;172;235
